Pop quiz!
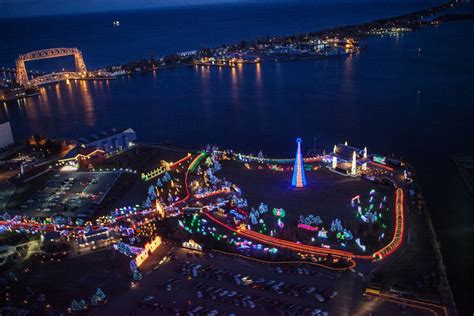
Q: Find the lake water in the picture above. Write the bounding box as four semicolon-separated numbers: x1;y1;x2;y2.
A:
1;1;473;312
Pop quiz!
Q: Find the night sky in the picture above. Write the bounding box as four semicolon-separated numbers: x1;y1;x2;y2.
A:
0;0;432;18
2;0;249;17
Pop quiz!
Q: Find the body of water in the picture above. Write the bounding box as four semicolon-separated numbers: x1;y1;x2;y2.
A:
1;1;473;312
0;0;447;67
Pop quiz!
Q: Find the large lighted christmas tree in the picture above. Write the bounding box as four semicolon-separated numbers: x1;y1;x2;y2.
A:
292;138;307;188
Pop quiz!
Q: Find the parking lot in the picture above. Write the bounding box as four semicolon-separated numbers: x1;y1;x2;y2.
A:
99;246;375;315
20;171;120;218
99;244;438;316
163;258;335;315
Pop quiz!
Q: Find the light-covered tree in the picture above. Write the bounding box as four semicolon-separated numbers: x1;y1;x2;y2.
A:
96;288;106;301
90;295;99;306
133;270;143;281
71;299;81;312
258;203;268;214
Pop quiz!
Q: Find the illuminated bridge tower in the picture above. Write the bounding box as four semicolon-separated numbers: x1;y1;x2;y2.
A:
292;138;307;188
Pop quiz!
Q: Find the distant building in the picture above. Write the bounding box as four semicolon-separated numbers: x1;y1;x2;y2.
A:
329;142;370;176
42;231;63;243
59;146;106;168
330;142;368;162
178;50;197;57
59;127;136;168
0;121;14;150
0;86;27;101
76;229;116;255
77;127;136;154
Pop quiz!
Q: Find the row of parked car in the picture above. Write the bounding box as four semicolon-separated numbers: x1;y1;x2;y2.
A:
193;275;330;316
21;177;80;212
137;276;237;316
137;294;234;316
175;260;332;316
253;277;337;303
196;281;256;306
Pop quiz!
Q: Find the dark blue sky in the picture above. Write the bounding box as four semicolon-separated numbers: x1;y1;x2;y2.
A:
0;0;430;18
1;0;250;17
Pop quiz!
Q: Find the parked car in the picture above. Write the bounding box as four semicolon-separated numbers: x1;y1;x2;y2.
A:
315;294;325;302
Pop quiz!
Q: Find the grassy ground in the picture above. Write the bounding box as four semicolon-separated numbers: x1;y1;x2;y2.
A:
220;160;392;221
218;160;394;253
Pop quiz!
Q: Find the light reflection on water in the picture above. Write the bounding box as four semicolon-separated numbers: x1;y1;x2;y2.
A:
255;62;262;88
17;79;97;133
80;79;96;127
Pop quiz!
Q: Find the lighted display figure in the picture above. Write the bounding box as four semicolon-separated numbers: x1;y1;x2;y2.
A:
362;146;368;171
351;150;357;176
292;138;307;188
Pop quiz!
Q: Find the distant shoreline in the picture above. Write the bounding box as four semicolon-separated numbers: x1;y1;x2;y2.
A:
0;0;469;91
107;0;463;76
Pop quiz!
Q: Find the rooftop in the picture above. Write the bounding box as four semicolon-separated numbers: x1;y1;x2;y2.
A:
78;127;135;144
333;143;365;160
60;146;105;161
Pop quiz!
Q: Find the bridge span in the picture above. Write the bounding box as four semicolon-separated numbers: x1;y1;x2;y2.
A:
15;48;115;87
16;48;87;86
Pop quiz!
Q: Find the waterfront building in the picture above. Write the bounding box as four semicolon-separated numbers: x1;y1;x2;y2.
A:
178;50;197;57
77;127;136;154
59;127;136;168
0;121;14;150
292;138;307;188
59;146;106;169
0;86;28;101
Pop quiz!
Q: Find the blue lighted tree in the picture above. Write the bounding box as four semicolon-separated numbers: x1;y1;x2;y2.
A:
71;300;81;312
148;185;156;200
96;288;106;301
91;295;99;306
258;203;269;214
156;178;163;187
